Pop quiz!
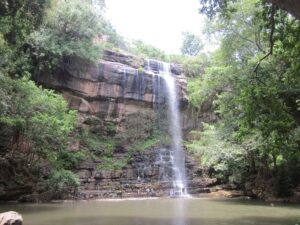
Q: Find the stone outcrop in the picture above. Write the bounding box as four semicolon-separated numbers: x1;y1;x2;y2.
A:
0;211;22;225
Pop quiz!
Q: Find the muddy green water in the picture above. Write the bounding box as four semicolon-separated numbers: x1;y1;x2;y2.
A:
0;198;299;225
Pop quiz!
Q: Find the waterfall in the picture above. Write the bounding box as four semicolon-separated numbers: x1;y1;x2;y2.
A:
159;62;188;197
146;59;189;197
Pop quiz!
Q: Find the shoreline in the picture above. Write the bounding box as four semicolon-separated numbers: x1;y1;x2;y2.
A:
1;189;299;204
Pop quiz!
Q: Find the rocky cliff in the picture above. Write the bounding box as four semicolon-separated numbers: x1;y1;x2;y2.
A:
35;50;187;124
35;50;215;198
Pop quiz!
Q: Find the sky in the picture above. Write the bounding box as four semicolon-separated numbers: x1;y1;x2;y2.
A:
105;0;206;54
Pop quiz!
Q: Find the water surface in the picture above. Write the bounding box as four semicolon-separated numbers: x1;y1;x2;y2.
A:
0;198;299;225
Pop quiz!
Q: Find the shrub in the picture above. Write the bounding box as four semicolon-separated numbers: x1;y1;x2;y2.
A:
47;170;79;198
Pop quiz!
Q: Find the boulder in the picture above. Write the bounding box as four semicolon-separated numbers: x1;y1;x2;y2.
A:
0;211;23;225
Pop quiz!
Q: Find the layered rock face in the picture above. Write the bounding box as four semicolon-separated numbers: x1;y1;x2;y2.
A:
35;50;187;123
35;50;215;198
77;147;216;199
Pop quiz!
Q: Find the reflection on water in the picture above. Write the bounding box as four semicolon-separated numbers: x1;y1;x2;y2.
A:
0;198;299;225
172;199;186;225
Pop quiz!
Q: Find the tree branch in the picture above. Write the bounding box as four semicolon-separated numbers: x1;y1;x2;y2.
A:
229;28;256;45
253;4;276;73
255;30;265;53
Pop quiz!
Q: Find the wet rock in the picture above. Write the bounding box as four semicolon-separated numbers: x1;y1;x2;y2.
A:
0;211;23;225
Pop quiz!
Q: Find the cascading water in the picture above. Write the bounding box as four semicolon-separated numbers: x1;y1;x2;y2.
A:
146;59;189;197
159;62;188;197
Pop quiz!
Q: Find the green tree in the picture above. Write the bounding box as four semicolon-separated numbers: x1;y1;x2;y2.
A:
199;0;300;20
186;124;248;183
0;0;49;46
187;0;300;198
0;76;76;163
181;32;203;56
0;0;50;77
0;75;77;200
30;0;105;72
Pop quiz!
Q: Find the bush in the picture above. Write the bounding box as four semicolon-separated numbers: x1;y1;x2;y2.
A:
47;170;79;198
80;129;116;157
57;150;86;170
186;123;247;183
129;136;160;153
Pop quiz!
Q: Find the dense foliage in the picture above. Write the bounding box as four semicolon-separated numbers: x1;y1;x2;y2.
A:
30;0;104;71
186;0;300;198
0;0;124;201
0;75;78;200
